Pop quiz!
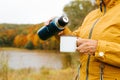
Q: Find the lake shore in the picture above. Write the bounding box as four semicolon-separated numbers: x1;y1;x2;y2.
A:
0;47;79;80
0;47;59;53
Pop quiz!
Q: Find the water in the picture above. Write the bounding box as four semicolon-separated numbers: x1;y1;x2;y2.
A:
0;49;63;70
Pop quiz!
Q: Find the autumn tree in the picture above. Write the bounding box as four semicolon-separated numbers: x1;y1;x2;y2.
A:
0;38;3;46
24;40;34;50
63;0;97;31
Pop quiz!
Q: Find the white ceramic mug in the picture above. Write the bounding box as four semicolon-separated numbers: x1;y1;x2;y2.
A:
60;36;77;52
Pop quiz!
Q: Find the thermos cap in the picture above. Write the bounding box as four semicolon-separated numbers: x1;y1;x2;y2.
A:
58;16;69;27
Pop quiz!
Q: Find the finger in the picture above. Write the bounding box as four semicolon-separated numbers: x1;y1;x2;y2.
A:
44;17;55;25
44;21;49;25
76;38;83;47
76;43;89;53
76;43;84;53
58;31;64;36
44;19;52;25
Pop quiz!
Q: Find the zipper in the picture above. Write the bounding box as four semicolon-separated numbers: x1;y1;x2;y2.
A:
86;18;100;80
86;1;106;79
75;1;107;80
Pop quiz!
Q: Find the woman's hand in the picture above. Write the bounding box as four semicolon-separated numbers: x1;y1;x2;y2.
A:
44;17;55;25
76;38;98;55
44;17;64;40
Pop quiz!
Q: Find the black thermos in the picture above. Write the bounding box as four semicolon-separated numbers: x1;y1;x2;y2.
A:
37;16;69;40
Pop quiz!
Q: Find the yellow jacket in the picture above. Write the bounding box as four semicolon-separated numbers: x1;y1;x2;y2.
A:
63;0;120;80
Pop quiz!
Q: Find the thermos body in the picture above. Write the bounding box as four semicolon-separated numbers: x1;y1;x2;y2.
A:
37;16;69;40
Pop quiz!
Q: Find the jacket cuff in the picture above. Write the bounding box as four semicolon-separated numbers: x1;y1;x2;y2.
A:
95;40;107;58
63;27;72;35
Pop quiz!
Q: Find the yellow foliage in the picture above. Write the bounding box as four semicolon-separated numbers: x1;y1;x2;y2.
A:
14;34;28;47
27;33;34;41
32;34;40;46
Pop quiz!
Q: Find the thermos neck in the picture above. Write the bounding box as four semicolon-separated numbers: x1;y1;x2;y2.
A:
55;16;69;29
55;18;64;29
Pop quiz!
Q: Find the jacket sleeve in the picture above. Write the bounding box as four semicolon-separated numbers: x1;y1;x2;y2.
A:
54;27;72;40
54;26;81;40
95;40;120;67
62;26;81;36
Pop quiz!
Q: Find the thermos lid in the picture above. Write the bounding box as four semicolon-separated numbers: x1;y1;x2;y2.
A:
58;16;69;27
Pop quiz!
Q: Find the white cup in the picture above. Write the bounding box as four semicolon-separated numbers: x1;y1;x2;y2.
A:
60;36;77;52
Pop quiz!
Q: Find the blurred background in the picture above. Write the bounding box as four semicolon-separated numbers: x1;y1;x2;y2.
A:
0;0;97;80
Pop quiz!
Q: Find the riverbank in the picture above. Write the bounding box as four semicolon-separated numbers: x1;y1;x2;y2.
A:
0;47;59;53
0;47;79;80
